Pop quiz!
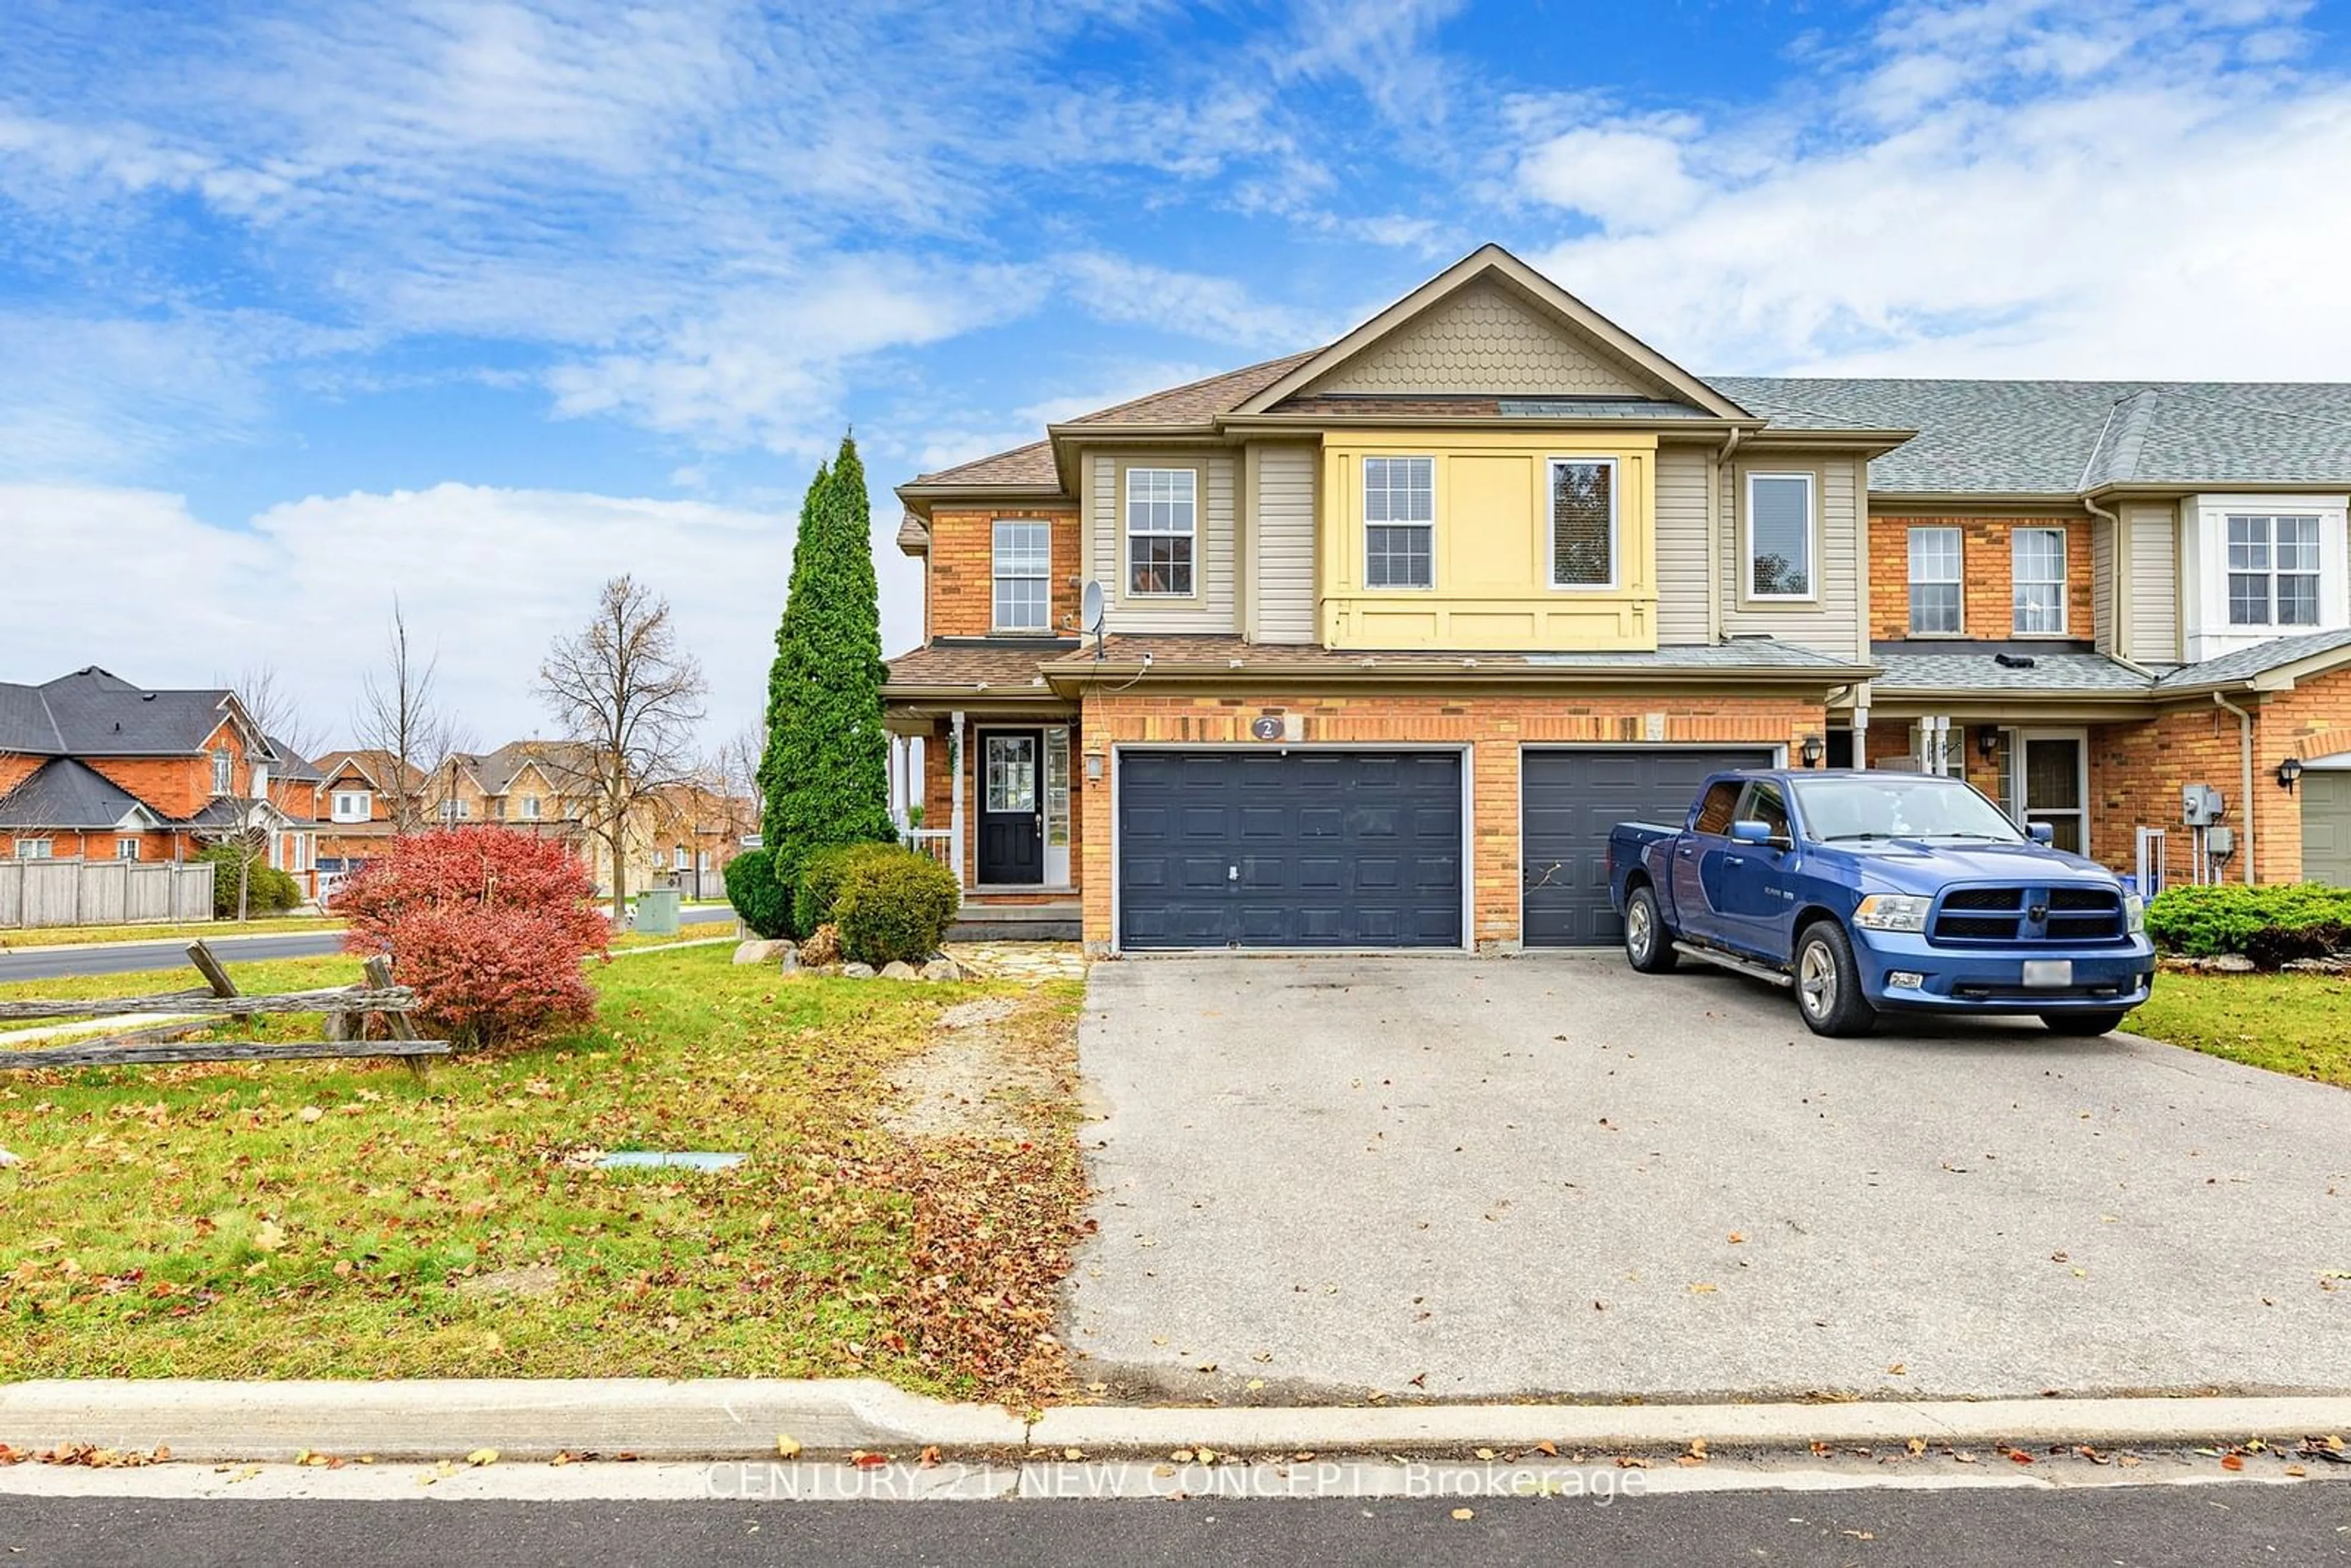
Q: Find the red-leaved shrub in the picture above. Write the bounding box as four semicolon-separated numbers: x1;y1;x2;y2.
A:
333;829;610;1050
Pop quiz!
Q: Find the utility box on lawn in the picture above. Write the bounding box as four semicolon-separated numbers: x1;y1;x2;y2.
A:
635;887;681;936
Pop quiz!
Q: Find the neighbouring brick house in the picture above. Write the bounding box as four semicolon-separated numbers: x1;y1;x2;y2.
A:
0;667;322;897
883;244;2351;955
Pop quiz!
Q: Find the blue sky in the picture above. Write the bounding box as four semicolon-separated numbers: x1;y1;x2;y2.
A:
5;0;2350;746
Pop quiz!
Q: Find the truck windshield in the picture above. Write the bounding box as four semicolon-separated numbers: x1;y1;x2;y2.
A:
1788;776;2026;843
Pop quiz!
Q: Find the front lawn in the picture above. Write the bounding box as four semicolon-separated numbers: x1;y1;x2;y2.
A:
2128;972;2351;1089
0;946;1086;1406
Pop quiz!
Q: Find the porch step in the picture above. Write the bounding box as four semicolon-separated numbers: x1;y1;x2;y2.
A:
948;900;1082;943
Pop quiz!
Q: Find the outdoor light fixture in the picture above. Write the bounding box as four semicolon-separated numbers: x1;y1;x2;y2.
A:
2278;756;2306;792
1085;752;1105;781
1800;734;1825;768
1977;729;2000;762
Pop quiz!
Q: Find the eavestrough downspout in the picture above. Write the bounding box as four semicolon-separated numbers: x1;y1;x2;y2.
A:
1709;427;1747;643
2213;691;2256;885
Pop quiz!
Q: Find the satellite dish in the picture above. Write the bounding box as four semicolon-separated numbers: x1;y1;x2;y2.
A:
1079;580;1104;634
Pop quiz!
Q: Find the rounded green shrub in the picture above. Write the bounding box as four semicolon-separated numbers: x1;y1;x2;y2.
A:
831;848;960;967
2144;881;2351;959
722;847;792;940
792;841;898;937
196;844;304;917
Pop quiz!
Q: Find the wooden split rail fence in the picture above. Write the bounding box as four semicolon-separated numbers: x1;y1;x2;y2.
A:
0;942;449;1076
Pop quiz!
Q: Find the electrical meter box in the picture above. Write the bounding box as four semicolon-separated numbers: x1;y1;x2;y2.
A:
2206;825;2237;859
2182;784;2225;826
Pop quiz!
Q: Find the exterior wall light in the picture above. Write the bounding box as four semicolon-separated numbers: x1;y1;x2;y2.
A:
1976;728;2000;762
1800;734;1825;768
1084;752;1106;782
2278;756;2305;792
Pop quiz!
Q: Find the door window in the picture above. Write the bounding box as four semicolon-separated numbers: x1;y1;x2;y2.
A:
1692;781;1743;836
1738;781;1790;842
2020;736;2085;853
984;736;1037;813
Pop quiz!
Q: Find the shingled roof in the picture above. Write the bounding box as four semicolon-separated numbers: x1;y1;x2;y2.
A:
0;668;245;758
0;757;159;830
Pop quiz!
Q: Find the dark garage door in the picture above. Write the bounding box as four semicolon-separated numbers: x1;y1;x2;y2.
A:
1521;747;1775;947
1119;750;1463;950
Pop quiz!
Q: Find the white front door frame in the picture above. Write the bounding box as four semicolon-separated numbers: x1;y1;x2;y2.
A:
2008;726;2091;855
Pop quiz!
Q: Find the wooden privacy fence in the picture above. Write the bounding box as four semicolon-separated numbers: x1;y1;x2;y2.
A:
0;942;449;1076
0;860;214;928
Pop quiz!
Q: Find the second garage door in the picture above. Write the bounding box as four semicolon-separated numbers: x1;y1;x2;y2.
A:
1521;746;1777;947
1119;750;1464;950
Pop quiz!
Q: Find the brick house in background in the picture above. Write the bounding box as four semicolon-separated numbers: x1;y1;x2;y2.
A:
883;244;2351;956
0;667;321;896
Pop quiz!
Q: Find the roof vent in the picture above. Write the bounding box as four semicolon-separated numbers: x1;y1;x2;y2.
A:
1994;653;2038;669
141;692;157;701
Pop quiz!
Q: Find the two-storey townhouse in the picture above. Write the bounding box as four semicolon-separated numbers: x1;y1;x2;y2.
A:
883;246;2351;956
0;668;320;892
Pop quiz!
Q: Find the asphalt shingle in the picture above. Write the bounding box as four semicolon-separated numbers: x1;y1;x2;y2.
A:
0;757;151;829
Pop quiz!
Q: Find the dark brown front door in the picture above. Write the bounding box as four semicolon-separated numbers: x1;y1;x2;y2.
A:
978;730;1043;885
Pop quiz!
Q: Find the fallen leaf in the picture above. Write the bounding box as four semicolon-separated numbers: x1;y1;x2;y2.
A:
2004;1448;2034;1465
252;1222;285;1253
2220;1453;2244;1471
1690;1283;1718;1295
1727;1232;1745;1244
466;1449;498;1468
776;1436;802;1460
1886;1363;1907;1376
1533;1440;1559;1458
1450;1507;1474;1521
918;1446;942;1468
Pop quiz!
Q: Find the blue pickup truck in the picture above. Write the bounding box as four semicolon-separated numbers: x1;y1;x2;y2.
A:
1607;769;2154;1038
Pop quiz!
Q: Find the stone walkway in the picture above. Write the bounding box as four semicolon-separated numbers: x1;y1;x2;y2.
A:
941;941;1090;983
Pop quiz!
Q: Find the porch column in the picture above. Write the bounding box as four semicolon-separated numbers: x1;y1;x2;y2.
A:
886;733;906;834
948;709;966;890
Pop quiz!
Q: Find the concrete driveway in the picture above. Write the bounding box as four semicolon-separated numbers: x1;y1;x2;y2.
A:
1066;954;2351;1403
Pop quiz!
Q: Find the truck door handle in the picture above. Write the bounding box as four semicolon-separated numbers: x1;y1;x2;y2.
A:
1675;846;1695;860
1725;855;1745;868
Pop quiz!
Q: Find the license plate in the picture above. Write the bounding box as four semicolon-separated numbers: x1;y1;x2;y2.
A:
2022;959;2073;989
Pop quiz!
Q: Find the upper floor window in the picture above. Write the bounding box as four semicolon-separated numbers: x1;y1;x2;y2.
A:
211;749;233;795
1745;473;1815;599
1908;526;1962;634
116;837;141;861
331;790;372;822
521;795;541;820
1124;468;1196;597
1363;456;1434;589
2227;514;2321;627
993;520;1052;629
2012;527;2068;634
1549;458;1616;589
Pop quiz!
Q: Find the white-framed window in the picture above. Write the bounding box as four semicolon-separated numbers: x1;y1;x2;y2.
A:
331;790;372;822
1548;457;1617;589
1123;468;1196;596
1908;525;1962;634
441;797;470;822
992;519;1052;630
211;750;233;795
1362;456;1434;589
2012;526;2068;634
15;838;53;860
116;837;140;861
1745;472;1815;599
2227;514;2322;628
520;795;541;820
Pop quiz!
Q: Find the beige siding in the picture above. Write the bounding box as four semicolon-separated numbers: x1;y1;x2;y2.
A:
2091;516;2116;653
1090;451;1239;633
1654;443;1712;645
1253;443;1318;643
1302;280;1654;398
1717;454;1865;658
2125;502;2180;662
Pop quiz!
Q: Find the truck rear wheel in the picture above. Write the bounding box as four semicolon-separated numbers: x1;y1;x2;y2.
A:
2040;1010;2129;1037
1623;884;1678;973
1794;920;1877;1038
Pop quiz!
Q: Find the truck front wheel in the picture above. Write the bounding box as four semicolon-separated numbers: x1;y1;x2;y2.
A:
1623;885;1678;973
1794;921;1878;1038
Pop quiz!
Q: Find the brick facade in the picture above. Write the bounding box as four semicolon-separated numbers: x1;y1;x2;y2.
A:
1075;691;1826;952
1870;516;2094;643
925;508;1084;639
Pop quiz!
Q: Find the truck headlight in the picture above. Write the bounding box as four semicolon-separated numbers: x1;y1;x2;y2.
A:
2124;893;2145;934
1853;894;1932;932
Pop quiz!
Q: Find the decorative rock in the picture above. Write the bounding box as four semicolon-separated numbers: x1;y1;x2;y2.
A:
2282;956;2351;974
920;958;961;983
778;946;801;975
733;940;793;966
0;1149;20;1168
2210;953;2257;973
879;960;920;981
842;962;877;980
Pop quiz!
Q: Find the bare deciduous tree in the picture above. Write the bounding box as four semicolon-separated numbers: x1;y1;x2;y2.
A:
352;598;460;834
538;575;708;923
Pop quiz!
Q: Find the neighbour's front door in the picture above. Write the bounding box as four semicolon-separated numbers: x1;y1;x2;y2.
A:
978;730;1044;885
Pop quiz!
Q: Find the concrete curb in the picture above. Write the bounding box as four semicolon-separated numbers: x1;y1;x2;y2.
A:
3;1382;2344;1464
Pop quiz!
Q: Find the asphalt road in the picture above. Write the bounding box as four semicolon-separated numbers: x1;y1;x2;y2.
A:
0;907;737;982
1073;953;2351;1402
2;1486;2345;1566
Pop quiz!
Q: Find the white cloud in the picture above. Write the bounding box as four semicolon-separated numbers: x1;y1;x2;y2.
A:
0;480;920;749
1514;0;2351;378
1057;252;1330;350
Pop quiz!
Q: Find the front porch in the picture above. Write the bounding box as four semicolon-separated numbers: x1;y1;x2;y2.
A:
886;699;1083;940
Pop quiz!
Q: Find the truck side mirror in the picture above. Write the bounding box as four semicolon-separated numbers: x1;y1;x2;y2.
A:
2027;822;2055;845
1730;819;1773;846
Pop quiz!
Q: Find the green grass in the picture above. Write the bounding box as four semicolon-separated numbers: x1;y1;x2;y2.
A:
0;915;343;950
2128;972;2351;1089
0;946;1086;1403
